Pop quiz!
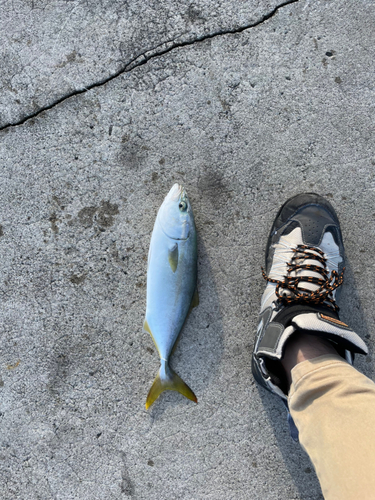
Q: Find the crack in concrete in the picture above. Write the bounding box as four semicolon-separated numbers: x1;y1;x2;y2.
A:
0;0;298;131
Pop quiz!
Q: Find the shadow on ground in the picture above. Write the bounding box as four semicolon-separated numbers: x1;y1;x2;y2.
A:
340;257;372;379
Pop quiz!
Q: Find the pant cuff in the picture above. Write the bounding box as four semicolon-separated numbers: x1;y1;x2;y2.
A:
288;353;348;400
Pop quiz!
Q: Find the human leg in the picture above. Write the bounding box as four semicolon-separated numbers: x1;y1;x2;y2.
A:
252;193;372;499
287;352;375;500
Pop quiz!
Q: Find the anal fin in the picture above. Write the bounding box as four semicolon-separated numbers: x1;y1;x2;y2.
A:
143;318;160;356
190;287;199;309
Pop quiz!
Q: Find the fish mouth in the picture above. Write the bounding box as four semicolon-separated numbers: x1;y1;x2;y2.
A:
170;183;186;201
178;184;188;202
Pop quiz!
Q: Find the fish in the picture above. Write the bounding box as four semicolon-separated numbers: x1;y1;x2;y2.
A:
143;183;199;409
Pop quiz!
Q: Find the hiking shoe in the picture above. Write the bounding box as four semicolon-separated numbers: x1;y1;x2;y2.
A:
252;193;368;437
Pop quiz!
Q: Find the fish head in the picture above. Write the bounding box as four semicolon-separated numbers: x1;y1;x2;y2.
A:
158;183;194;240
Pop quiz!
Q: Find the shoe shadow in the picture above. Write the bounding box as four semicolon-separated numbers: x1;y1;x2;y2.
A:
257;385;325;500
339;256;372;380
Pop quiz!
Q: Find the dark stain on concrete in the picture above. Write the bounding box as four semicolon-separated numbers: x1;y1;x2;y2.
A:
48;353;71;397
186;5;206;23
198;166;232;205
56;354;69;378
49;212;59;233
97;200;119;228
56;50;84;69
78;206;97;228
70;273;87;285
119;141;149;170
120;452;135;497
67;51;77;63
219;97;230;112
0;225;3;237
52;195;64;209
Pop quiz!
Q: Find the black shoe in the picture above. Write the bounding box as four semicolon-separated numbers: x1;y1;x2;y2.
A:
252;193;368;439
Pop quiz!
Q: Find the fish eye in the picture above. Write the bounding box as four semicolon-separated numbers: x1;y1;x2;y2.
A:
179;201;187;212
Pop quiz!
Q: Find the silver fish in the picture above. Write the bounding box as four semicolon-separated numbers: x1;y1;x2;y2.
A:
143;183;198;409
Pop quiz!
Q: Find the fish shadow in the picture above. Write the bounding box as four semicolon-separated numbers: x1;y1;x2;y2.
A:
254;256;371;499
147;236;224;421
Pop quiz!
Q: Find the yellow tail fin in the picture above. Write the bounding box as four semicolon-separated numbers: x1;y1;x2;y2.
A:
145;362;197;410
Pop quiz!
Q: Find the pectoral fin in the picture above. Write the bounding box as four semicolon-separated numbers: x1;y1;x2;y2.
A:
168;243;179;273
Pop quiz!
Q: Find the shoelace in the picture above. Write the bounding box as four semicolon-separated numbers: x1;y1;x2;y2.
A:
262;244;345;312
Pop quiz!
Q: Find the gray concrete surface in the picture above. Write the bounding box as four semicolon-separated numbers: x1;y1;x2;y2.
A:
0;0;290;128
0;0;374;498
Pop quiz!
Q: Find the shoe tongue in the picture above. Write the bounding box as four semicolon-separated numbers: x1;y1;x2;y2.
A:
291;312;368;355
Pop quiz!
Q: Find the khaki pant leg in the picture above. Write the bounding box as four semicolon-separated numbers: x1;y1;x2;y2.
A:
289;354;375;500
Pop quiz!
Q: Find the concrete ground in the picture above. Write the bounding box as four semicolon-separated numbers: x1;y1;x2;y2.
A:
1;0;374;498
